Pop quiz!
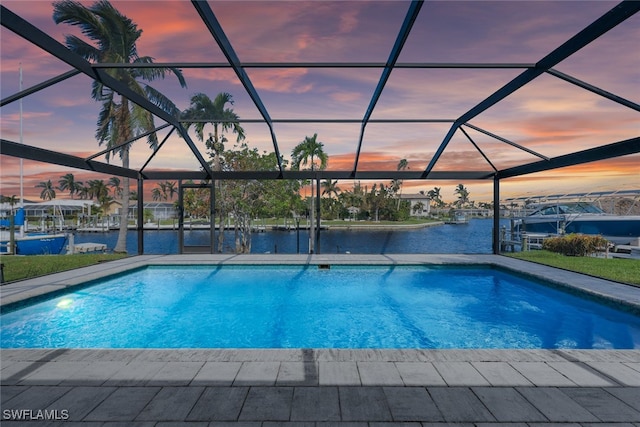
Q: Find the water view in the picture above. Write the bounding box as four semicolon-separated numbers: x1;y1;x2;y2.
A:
70;218;508;254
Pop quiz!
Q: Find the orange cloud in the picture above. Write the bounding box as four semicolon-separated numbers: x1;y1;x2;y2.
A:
326;153;355;170
353;152;418;171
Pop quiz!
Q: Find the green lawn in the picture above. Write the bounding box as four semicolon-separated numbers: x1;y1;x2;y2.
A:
1;253;128;283
506;250;640;286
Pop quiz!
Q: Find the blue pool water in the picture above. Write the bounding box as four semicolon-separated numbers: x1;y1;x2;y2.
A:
2;265;639;349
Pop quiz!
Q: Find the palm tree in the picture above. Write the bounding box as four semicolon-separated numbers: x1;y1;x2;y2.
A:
182;92;246;170
53;0;187;253
454;183;470;208
97;193;114;214
151;186;165;201
366;183;389;222
77;185;90;200
182;92;245;143
36;180;56;201
351;180;366;208
153;181;177;201
427;187;444;212
291;133;328;172
321;179;341;220
163;181;177;200
58;173;82;199
322;179;341;199
395;158;408;210
181;92;245;252
291;133;328;253
108;177;123;200
3;195;19;214
339;180;366;219
87;179;109;201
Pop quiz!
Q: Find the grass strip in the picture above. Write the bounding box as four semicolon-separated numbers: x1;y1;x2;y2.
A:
1;253;128;283
506;250;640;285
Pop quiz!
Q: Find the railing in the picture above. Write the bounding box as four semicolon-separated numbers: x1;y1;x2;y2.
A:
499;226;556;252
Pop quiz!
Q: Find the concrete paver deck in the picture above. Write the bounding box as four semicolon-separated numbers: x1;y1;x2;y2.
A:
1;255;640;425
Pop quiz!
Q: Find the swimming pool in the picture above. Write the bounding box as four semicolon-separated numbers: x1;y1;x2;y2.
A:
2;264;639;349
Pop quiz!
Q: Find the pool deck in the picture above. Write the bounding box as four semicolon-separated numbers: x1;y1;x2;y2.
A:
1;254;640;425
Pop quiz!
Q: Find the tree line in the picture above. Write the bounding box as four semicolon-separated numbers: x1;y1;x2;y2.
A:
2;169;482;226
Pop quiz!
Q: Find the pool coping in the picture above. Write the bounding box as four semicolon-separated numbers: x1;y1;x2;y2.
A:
2;253;640;311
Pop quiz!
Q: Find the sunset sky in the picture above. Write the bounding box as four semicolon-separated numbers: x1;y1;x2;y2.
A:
1;0;638;203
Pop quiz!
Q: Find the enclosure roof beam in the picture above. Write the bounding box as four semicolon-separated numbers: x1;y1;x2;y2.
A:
497;137;640;179
1;139;139;179
140;128;177;174
85;124;172;161
0;69;81;107
459;127;497;172
546;68;640;112
463;123;549;160
91;61;536;69
421;122;461;178
191;0;284;176
352;0;423;176
179;118;457;124
143;169;494;181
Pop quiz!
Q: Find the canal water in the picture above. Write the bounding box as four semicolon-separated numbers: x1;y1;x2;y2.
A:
71;218;510;254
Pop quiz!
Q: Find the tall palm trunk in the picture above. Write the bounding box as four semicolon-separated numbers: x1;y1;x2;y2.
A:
309;156;315;254
114;153;129;253
114;98;131;253
212;123;226;252
396;181;403;210
216;179;225;253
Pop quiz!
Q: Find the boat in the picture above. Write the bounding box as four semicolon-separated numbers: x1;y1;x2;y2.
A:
0;231;67;255
0;209;67;255
445;211;468;224
514;201;640;245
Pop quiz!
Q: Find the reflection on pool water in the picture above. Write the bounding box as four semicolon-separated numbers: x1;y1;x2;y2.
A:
2;265;639;349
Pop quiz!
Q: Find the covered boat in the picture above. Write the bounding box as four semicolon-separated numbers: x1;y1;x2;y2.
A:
0;209;67;255
515;202;640;245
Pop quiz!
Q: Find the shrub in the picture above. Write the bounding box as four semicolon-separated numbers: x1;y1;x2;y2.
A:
542;233;609;256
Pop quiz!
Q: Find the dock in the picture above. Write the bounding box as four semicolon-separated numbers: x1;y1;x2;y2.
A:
612;244;640;259
67;242;107;254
